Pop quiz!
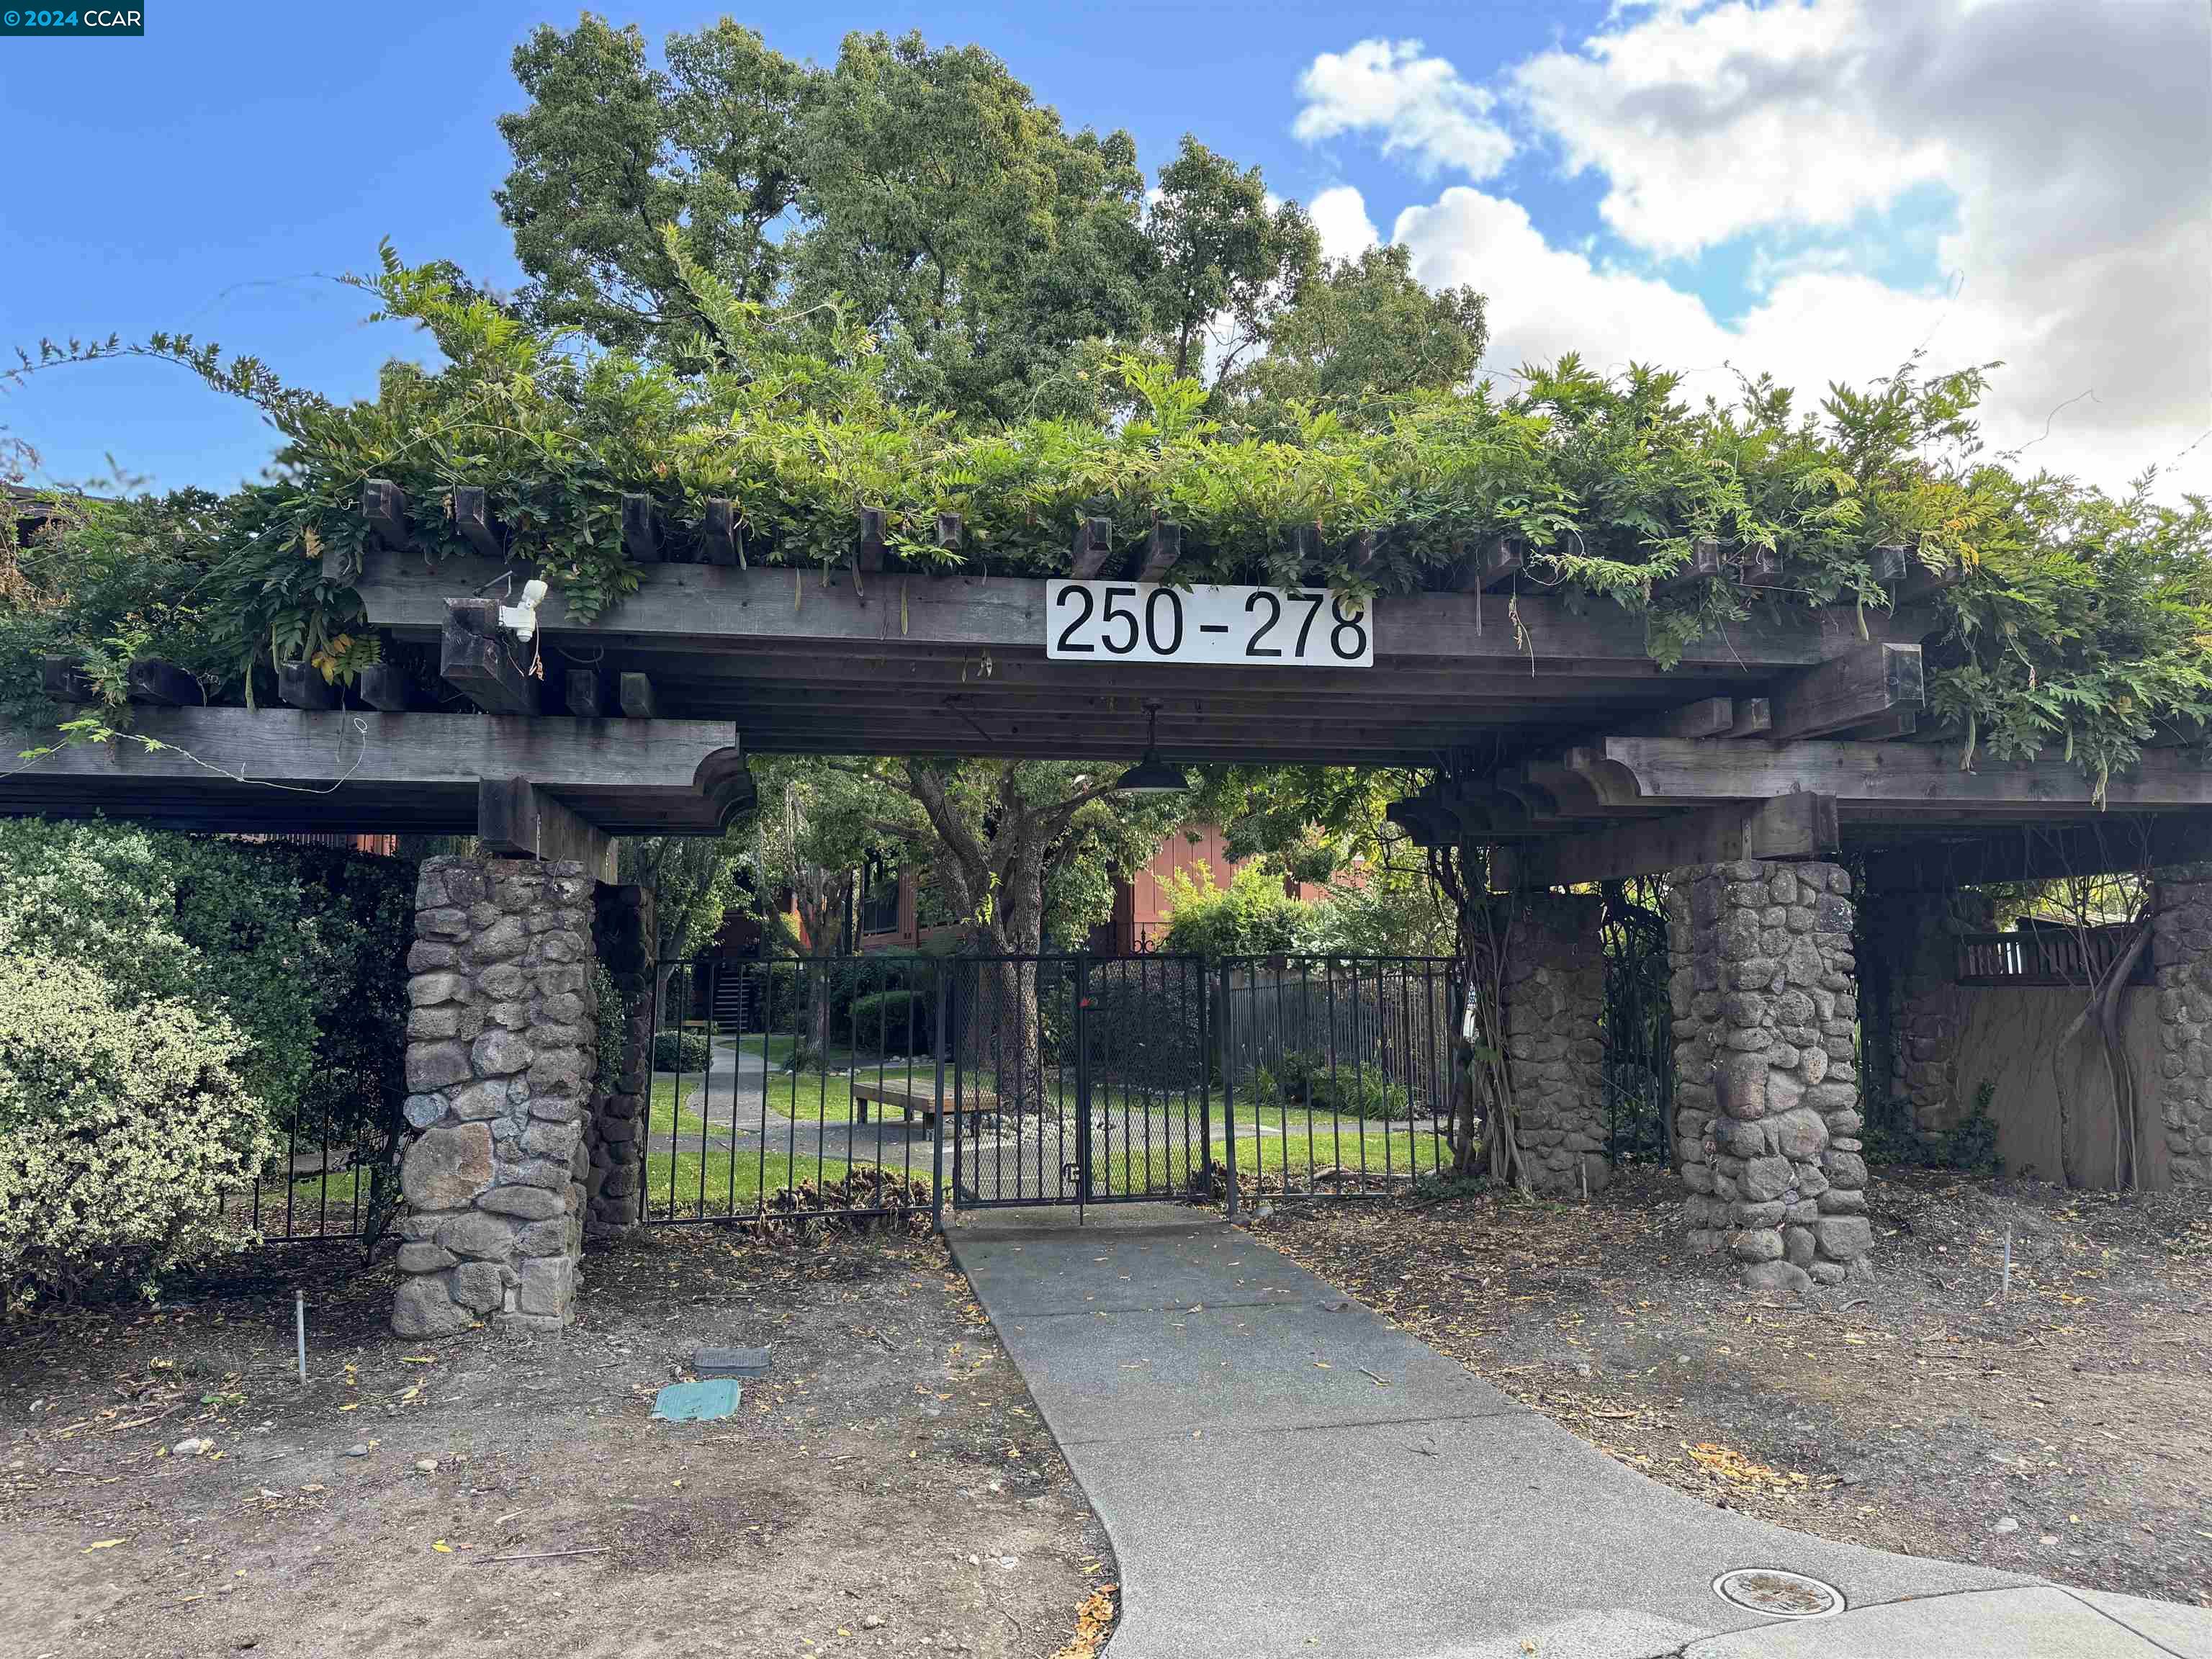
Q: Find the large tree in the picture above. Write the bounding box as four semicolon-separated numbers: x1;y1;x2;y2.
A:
498;18;1157;421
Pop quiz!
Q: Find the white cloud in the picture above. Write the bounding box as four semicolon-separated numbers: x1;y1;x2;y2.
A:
1307;185;1381;264
1293;39;1514;181
1292;3;2212;493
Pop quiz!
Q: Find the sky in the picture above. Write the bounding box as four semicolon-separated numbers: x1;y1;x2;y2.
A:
2;0;2207;498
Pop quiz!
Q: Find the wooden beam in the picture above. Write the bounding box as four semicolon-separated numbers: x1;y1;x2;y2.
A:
0;709;745;835
1657;539;1723;594
1479;537;1524;591
350;552;1914;676
1861;817;2209;889
1495;793;1839;888
441;598;539;715
1138;520;1182;584
618;672;657;719
1897;559;1964;607
1068;517;1112;580
449;487;501;560
1728;696;1772;737
478;778;618;883
622;495;662;564
701;498;739;567
1601;734;2212;814
125;658;199;706
41;657;94;704
361;479;407;552
935;513;964;559
565;670;609;718
855;508;888;574
277;661;339;711
1622;697;1735;739
1867;544;1909;585
1770;642;1923;739
1739;547;1781;590
356;664;414;712
1344;530;1378;576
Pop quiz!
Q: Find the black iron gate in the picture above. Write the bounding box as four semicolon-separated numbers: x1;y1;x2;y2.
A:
637;951;1462;1226
946;954;1211;1212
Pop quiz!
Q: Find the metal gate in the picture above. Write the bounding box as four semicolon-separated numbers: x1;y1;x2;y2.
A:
946;954;1211;1212
637;952;1461;1226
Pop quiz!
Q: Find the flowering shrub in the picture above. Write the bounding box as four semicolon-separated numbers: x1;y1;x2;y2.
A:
0;951;274;1305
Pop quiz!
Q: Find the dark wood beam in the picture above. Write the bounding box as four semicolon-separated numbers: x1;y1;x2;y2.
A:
1495;793;1838;888
1602;735;2212;814
701;498;739;567
125;658;199;707
1068;517;1113;580
856;508;888;574
618;672;657;719
356;664;415;712
1867;544;1909;585
479;777;619;883
0;709;745;835
1859;817;2208;888
621;494;662;564
277;661;339;711
361;479;407;552
565;670;610;719
935;513;964;559
1739;547;1782;590
1656;539;1722;594
1478;536;1524;591
1770;642;1923;739
351;552;1903;676
1728;697;1772;737
41;656;94;704
1622;697;1735;739
1138;520;1182;584
441;598;540;715
450;487;501;560
1896;559;1963;607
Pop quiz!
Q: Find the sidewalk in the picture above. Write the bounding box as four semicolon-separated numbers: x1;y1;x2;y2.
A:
948;1205;2211;1659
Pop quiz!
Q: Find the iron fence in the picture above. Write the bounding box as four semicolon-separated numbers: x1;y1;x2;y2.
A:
1216;956;1460;1200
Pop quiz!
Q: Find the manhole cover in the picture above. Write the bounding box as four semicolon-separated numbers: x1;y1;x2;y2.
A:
1712;1568;1845;1619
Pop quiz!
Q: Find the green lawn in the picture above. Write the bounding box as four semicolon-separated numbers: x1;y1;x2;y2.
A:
638;1145;934;1220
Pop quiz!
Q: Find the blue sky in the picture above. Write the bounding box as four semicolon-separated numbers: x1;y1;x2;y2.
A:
3;1;2205;496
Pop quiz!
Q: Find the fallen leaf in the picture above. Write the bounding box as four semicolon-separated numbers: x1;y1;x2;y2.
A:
84;1538;126;1551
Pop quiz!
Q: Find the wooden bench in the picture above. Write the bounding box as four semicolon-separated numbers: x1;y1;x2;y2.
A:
850;1081;997;1125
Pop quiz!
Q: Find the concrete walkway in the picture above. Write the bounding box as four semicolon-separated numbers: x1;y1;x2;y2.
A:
948;1205;2212;1659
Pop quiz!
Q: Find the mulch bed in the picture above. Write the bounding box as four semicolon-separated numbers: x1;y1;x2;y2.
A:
1251;1164;2212;1606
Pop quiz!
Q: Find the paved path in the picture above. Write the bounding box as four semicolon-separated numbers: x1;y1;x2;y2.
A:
948;1205;2212;1659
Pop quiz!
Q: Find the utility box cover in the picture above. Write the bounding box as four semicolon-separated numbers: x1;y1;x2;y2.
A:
693;1346;772;1378
652;1378;742;1422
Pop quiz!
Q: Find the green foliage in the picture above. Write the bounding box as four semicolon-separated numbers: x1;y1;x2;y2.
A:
848;988;926;1052
652;1030;713;1072
1866;1079;2004;1175
1159;864;1315;960
593;963;626;1097
1305;864;1455;958
0;950;276;1305
1249;1050;1410;1122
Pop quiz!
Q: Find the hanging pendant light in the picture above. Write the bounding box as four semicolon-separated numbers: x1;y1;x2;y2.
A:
1115;701;1188;794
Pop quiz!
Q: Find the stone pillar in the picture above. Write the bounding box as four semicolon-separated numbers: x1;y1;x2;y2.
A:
392;857;598;1336
1666;860;1871;1289
1862;885;1994;1136
585;883;655;1232
2152;863;2212;1190
1499;891;1609;1196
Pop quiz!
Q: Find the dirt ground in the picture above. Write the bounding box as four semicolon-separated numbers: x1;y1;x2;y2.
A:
0;1228;1115;1659
1254;1164;2212;1607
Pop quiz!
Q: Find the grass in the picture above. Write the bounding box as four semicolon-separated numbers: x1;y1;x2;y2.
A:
638;1145;935;1220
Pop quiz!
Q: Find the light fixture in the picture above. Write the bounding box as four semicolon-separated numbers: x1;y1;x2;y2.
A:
498;577;550;643
1115;703;1188;794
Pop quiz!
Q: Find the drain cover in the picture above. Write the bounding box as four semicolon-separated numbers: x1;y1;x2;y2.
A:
1712;1568;1845;1619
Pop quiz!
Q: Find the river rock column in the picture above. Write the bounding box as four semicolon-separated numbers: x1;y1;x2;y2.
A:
1862;885;1994;1136
2152;863;2212;1190
585;882;655;1232
391;857;598;1336
1499;891;1609;1195
1667;860;1871;1289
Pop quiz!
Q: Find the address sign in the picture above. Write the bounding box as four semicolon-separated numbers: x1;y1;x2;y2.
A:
1045;580;1373;667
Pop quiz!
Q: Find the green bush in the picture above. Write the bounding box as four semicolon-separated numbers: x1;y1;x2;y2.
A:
1249;1049;1411;1121
652;1030;713;1071
1159;866;1314;961
0;950;276;1305
849;988;928;1052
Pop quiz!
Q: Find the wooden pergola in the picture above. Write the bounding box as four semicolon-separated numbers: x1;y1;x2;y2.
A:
5;486;2208;881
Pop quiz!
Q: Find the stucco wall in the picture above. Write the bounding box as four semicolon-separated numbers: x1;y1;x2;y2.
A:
1951;986;2167;1190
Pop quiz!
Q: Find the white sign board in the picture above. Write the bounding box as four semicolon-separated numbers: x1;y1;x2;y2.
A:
1045;580;1373;667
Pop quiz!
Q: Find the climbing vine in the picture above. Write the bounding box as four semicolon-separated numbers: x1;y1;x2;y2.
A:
9;242;2209;786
